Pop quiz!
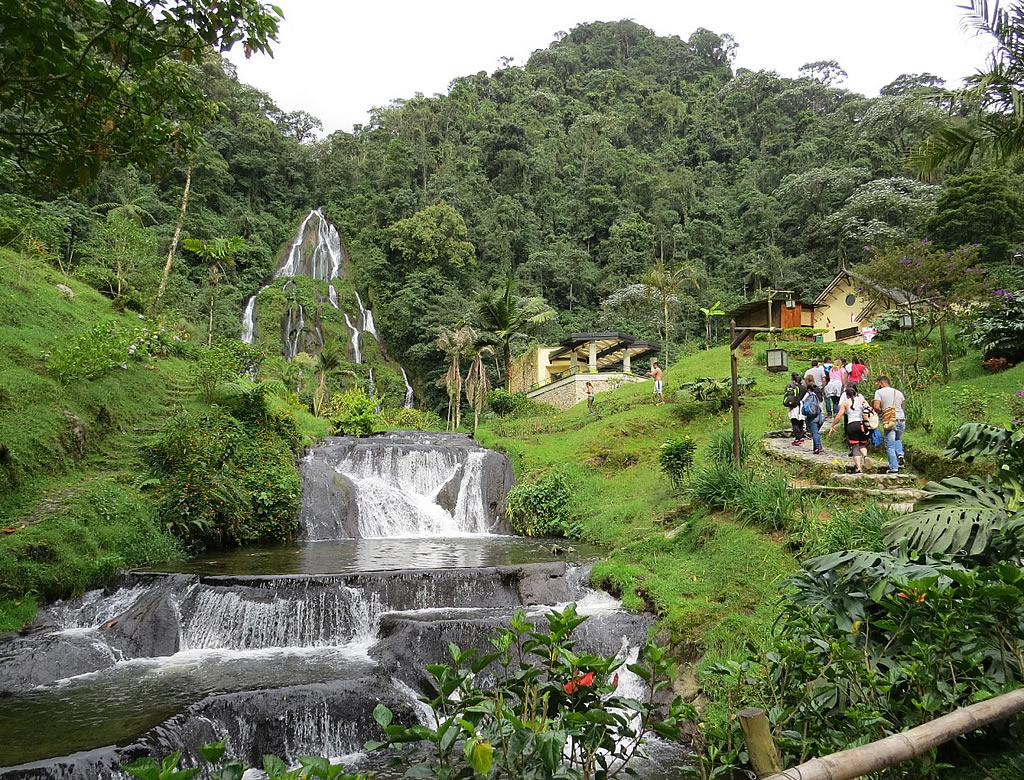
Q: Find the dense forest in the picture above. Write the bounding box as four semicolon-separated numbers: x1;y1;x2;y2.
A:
4;18;1024;408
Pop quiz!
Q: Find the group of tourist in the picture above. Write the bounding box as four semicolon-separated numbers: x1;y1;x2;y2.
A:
784;356;906;474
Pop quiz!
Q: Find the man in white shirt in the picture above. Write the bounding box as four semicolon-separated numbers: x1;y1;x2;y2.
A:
804;360;826;390
873;375;906;473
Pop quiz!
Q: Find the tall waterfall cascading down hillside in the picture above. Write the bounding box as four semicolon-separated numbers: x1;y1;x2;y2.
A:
239;208;416;407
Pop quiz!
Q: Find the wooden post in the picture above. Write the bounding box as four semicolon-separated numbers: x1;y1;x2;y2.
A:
939;320;950;384
730;319;741;466
738;708;782;777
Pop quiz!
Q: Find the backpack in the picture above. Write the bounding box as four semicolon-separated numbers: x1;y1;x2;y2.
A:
801;390;820;418
783;383;799;409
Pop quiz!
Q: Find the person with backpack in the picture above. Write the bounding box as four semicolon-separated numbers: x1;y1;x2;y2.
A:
802;376;825;454
827;383;872;473
784;371;806;445
873;375;906;473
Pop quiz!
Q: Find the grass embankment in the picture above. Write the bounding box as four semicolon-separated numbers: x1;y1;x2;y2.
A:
477;340;1024;687
0;250;331;631
477;346;797;670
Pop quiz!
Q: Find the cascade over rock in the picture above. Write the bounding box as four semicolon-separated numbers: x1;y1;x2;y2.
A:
298;432;513;540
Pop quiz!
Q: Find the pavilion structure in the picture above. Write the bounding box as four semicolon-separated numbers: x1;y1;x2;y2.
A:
510;332;660;410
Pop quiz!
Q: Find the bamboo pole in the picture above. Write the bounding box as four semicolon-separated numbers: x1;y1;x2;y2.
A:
762;688;1024;780
738;708;782;777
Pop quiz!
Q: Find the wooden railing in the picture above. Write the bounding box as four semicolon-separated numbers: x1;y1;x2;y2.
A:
740;688;1024;780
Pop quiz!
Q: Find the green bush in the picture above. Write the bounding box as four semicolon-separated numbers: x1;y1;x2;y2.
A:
801;503;890;557
733;471;798;531
752;327;828;342
377;406;443;431
677;376;756;411
190;341;264;402
329;386;377;436
505;469;576;537
686;464;745;509
659;436;696;489
487;388;552;418
706;429;761;466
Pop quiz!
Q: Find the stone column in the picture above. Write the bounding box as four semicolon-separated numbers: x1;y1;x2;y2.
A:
623;349;631;374
570;350;578;375
588;341;597;372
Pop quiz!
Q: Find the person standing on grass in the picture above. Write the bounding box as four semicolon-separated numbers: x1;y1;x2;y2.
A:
586;381;596;415
803;376;825;454
784;371;806;445
650;360;664;406
824;357;846;419
828;383;871;473
873;375;906;473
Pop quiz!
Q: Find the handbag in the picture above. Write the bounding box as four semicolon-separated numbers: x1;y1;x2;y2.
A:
882;406;897;431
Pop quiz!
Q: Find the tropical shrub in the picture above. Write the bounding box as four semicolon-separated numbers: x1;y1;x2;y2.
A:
486;388;551;418
678;376;756;411
708;550;1024;772
706;429;761;466
329;386;377;436
733;471;798;531
686;464;745;509
505;469;576;537
961;289;1024;362
190;341;264;402
377;406;443;431
43;320;189;385
367;605;686;780
659;435;696;489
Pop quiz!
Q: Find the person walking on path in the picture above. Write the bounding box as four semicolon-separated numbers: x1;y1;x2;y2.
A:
828;383;872;473
849;355;869;385
873;375;906;473
586;381;596;415
804;359;826;391
824;357;846;418
650;360;664;406
803;376;825;454
784;371;807;445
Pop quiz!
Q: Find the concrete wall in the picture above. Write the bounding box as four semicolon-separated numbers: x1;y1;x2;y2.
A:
526;373;645;411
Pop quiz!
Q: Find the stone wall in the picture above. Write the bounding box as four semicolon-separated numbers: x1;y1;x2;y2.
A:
528;373;644;411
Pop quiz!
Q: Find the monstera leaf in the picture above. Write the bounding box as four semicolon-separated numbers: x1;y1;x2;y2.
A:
944;423;1019;461
884;477;1023;556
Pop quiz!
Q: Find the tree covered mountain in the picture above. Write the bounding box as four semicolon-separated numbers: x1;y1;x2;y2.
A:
3;18;1023;410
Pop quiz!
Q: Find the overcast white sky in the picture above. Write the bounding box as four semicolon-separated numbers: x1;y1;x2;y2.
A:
228;0;994;136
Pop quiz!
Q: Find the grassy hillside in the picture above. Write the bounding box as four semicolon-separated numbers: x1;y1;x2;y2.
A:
0;250;329;630
476;337;1021;683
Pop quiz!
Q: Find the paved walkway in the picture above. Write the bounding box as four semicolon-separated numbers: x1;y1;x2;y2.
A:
763;436;920;488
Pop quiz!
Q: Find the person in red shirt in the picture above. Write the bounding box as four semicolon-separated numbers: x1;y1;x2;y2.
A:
849;355;868;384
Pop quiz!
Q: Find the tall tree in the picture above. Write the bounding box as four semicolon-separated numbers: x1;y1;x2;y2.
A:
472;280;555;389
1;0;282;186
642;261;701;363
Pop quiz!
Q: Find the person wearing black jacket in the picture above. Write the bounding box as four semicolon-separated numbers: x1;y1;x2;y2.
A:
784;372;807;445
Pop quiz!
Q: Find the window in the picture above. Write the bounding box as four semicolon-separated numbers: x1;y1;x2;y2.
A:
835;326;859;340
845;294;857;306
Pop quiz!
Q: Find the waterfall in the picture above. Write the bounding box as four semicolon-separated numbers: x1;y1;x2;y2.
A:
355;291;378;342
283;304;306;360
400;367;414;409
241;209;343;344
344;313;361;363
368;367;382;413
299;434;510;540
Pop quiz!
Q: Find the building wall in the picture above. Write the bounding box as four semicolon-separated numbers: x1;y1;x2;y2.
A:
814;275;872;343
508;351;537;394
527;373;645;411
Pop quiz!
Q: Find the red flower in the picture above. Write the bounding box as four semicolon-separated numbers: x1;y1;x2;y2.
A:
563;680;577;694
564;671;595;693
611;673;619;691
578;671;594;687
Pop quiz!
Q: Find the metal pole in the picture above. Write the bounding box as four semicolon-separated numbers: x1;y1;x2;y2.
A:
730;319;741;465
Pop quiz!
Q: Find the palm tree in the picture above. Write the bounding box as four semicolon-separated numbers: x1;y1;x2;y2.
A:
472;279;555;389
643;261;701;364
92;174;159;226
465;340;493;436
911;1;1024;175
313;343;343;417
436;326;474;431
183;236;244;346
